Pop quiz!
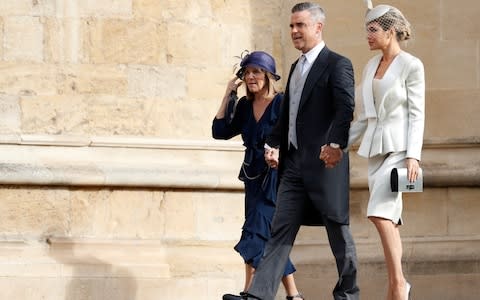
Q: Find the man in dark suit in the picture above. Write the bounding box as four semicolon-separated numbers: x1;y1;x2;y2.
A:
241;3;360;300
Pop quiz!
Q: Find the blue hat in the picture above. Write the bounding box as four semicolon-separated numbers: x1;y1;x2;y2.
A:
236;51;281;81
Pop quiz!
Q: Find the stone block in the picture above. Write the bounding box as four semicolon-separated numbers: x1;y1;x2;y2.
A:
79;0;132;17
250;26;276;56
294;260;480;300
152;0;214;24
409;274;480;300
127;65;185;99
135;278;206;300
59;64;128;95
70;189;165;239
85;19;166;64
0;278;66;300
147;99;217;139
210;0;251;25
167;22;222;66
425;89;480;139
447;188;480;235
410;40;477;90
0;1;32;15
0;18;3;59
443;0;480;40
187;67;232;101
421;147;480;187
4;17;44;62
0;187;70;237
84;95;155;135
402;188;449;237
31;0;56;17
0;95;21;134
163;191;244;241
0;262;60;277
0;63;59;96
132;0;164;20
195;191;244;241
20;95;88;134
163;192;196;240
219;24;254;67
43;18;83;63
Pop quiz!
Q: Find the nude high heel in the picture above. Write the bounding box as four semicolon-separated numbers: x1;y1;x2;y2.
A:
405;282;411;300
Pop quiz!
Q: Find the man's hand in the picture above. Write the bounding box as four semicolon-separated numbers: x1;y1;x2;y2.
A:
320;145;343;168
264;145;280;169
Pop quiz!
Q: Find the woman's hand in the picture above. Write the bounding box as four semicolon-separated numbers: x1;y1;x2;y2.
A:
225;77;242;96
216;77;242;119
405;158;420;182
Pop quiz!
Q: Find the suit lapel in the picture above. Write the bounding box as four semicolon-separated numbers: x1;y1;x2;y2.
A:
298;47;330;111
285;60;299;99
362;55;381;119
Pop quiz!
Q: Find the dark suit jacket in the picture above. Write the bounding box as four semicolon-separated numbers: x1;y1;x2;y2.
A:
266;46;355;226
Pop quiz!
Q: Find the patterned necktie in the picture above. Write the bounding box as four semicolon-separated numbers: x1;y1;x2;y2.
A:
299;54;306;76
291;55;306;92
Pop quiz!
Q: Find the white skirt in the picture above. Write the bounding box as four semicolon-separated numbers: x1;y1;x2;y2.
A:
367;151;406;225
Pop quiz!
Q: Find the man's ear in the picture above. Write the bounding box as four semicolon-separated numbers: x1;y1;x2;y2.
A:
317;22;323;33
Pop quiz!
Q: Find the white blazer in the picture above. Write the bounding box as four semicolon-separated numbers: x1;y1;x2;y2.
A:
348;51;425;160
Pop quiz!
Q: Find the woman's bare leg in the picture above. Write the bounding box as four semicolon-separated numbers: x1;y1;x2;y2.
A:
370;216;408;300
243;264;255;292
282;274;301;298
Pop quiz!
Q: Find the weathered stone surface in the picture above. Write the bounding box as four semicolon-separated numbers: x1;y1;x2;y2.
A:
127;65;185;99
59;64;128;95
20;95;88;134
0;0;32;16
443;0;480;40
0;95;21;133
43;18;83;63
3;16;43;62
0;0;478;299
0;63;59;96
79;0;132;18
0;187;70;237
85;18;166;64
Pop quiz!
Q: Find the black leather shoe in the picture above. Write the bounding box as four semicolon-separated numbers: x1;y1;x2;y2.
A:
286;293;304;300
223;292;251;300
241;292;262;300
222;294;242;300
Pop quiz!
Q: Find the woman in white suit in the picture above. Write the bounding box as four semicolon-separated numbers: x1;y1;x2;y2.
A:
348;4;425;300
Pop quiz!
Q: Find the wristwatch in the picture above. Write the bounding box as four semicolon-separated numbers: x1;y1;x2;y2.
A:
329;143;340;149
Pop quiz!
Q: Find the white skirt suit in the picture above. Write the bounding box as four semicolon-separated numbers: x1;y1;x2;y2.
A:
348;51;425;224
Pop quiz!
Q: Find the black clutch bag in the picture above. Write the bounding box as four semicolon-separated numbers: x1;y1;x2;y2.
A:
390;168;423;192
225;91;238;125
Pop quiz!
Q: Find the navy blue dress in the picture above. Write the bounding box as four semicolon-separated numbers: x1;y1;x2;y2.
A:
212;93;295;276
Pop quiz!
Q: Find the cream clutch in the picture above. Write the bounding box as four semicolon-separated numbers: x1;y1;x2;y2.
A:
390;168;423;192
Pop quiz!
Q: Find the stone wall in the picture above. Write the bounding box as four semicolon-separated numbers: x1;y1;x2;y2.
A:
0;0;478;299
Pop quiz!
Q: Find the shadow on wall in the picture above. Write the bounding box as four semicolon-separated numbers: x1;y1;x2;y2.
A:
46;236;138;300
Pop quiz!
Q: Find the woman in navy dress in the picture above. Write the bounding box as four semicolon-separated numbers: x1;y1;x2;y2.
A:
213;51;302;300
